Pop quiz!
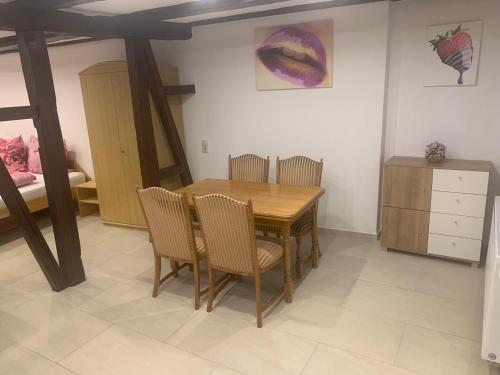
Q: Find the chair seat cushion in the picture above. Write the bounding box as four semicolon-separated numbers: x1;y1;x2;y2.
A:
194;230;206;257
291;213;312;236
256;239;283;269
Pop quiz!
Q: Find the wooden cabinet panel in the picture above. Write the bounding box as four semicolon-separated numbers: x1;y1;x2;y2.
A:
80;74;132;225
383;166;432;211
382;207;429;253
80;62;186;229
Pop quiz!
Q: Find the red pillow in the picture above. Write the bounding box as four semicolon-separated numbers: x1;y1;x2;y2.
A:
28;135;67;174
0;135;28;173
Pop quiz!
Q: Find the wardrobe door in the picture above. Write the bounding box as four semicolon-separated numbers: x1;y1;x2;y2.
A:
80;73;131;224
111;71;146;227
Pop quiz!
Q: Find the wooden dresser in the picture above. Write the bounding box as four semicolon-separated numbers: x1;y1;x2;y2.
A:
382;156;492;265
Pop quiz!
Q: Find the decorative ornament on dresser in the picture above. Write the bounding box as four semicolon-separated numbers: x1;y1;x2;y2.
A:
425;141;446;163
424;21;483;87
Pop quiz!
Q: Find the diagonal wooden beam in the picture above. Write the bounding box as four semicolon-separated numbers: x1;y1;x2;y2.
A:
0;3;192;40
142;40;193;186
17;30;86;287
0;159;66;291
119;0;291;22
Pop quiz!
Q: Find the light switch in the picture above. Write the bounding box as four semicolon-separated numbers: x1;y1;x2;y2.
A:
201;139;208;153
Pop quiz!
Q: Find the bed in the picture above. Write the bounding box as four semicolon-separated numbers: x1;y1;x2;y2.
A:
0;171;86;220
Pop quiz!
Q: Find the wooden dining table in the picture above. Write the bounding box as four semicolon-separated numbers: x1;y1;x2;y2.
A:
176;178;325;303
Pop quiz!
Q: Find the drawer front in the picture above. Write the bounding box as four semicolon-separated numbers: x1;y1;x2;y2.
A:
428;233;481;261
429;212;484;240
431;191;486;218
432;169;489;195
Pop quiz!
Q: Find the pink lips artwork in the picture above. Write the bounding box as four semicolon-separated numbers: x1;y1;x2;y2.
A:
257;26;328;88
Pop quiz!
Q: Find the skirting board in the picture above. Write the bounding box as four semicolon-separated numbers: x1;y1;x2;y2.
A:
318;227;377;239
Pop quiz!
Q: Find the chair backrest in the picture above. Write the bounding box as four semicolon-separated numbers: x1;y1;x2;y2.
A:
137;187;196;261
228;154;270;183
194;194;257;275
276;156;323;187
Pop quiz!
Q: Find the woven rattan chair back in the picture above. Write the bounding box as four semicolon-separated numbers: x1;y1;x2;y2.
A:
228;154;270;183
194;194;257;275
276;156;323;187
137;187;196;261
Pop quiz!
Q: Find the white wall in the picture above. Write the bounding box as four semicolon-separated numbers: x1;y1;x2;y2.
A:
385;0;500;171
153;2;390;234
0;39;126;178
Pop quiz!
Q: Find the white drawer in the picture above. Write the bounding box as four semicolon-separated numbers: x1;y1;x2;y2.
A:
432;169;489;195
428;233;481;261
431;191;486;218
429;212;484;240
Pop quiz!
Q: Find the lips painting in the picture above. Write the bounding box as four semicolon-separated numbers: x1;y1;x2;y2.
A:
255;20;333;90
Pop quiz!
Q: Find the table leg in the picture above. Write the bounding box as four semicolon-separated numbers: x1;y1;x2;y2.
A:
311;204;320;268
281;223;293;303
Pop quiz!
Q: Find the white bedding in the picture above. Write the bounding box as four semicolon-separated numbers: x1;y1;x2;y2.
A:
0;171;86;210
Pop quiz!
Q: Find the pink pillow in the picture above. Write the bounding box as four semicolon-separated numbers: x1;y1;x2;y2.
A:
0;135;28;173
10;171;36;187
28;135;67;174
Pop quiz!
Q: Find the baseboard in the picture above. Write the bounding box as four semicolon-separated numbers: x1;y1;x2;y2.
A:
318;227;377;239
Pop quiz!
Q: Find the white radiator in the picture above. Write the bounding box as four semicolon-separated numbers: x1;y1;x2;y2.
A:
482;196;500;363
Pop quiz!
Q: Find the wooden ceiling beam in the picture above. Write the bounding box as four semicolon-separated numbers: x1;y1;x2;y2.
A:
0;3;192;40
119;0;291;22
189;0;384;26
11;0;103;10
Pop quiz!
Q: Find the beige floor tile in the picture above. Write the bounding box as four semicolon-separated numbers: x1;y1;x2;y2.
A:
0;345;75;375
416;261;484;304
95;230;149;255
167;312;317;375
0;335;12;352
211;365;247;375
0;285;33;312
267;295;404;363
12;269;118;307
0;296;110;362
358;257;422;290
60;325;217;375
0;252;39;284
80;243;124;267
396;325;490;375
78;282;197;341
302;344;416;375
343;279;483;340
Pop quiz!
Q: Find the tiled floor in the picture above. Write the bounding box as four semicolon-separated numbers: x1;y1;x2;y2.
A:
0;214;498;375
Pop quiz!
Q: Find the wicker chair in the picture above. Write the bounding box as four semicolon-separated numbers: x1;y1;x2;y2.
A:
228;154;270;183
277;156;323;278
194;194;284;328
136;187;207;309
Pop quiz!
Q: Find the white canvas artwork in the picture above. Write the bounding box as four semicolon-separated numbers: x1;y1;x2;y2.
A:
424;21;483;87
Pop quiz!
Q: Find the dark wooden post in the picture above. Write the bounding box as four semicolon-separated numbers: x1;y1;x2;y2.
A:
125;38;161;188
0;160;65;291
17;30;85;286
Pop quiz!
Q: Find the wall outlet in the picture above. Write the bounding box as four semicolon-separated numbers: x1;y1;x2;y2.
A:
201;139;208;153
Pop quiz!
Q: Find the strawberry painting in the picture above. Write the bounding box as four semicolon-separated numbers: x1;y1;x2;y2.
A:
425;21;482;87
429;24;473;85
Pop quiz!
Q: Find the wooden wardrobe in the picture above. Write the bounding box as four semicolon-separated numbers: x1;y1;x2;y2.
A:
79;61;185;228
